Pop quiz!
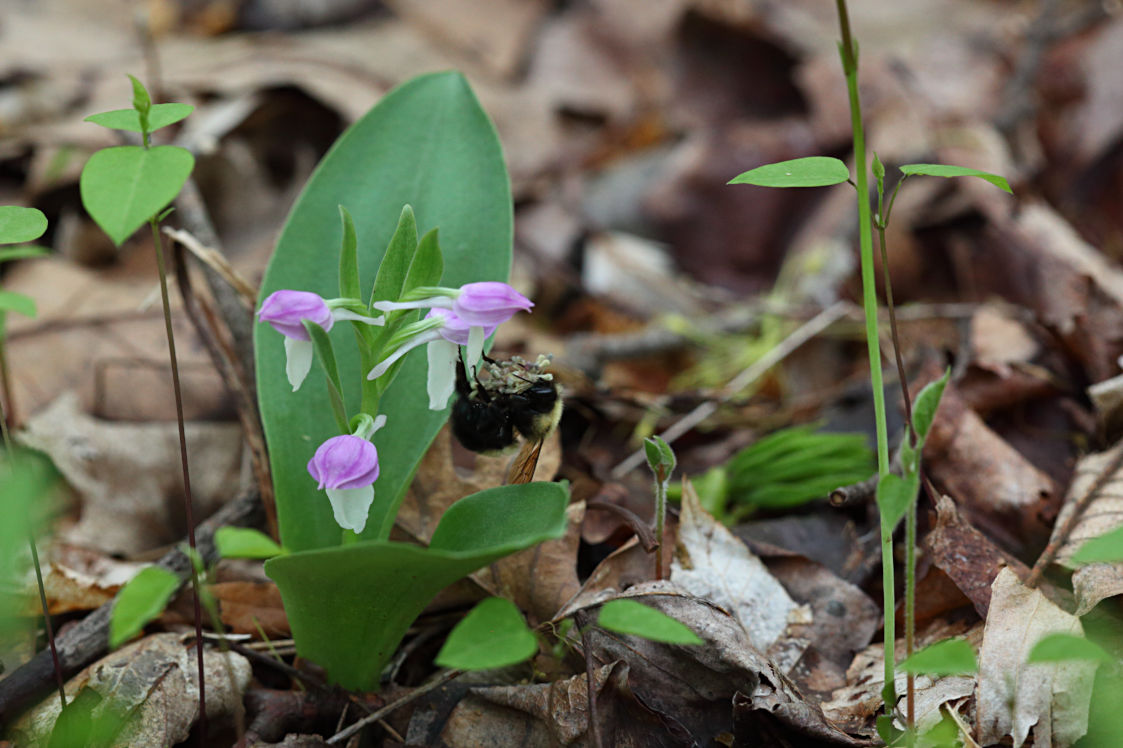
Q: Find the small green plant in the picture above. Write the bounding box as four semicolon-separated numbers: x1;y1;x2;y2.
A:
727;1;1010;738
681;424;873;522
644;435;676;579
78;74;209;723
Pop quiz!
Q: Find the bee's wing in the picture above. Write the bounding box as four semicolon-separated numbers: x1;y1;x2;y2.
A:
506;438;545;485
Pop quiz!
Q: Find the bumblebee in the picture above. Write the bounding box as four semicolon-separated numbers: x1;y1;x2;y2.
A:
451;354;563;483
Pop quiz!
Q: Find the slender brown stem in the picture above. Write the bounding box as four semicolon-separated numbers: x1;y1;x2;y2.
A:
0;343;16;429
149;217;207;737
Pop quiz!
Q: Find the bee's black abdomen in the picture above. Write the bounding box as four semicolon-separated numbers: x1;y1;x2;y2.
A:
451;397;514;453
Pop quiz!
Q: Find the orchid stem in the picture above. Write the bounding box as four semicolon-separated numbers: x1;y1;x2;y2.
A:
149;215;207;737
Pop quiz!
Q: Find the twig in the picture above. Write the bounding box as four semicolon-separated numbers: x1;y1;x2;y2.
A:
0;488;263;727
577;612;604;748
162;228;257;308
1027;444;1123;587
325;669;462;745
167;232;275;538
611;301;851;478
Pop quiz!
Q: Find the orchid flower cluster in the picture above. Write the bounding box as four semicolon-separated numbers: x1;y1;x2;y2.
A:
258;280;532;535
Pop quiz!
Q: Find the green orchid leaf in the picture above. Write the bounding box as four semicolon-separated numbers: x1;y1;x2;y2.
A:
265;481;567;689
80;146;194;246
256;72;512;551
729;157;850;188
876;471;918;531
304;320;348;434
338;206;361;300
898;163;1011;193
0;206;47;245
900;637;977;675
0;245;49;263
84;103;194;135
402;227;444;295
597;599;703;645
0;291;36;319
215;527;286;559
1028;633;1112;664
435;597;537;670
1072;525;1123;565
371;204;419;307
108;566;180;648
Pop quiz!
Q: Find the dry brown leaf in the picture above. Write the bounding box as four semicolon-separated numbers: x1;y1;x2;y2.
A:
821;619;980;735
437;661;670;747
1051;439;1123;615
923;495;1031;619
12;633;251;746
212;581;289;638
672;481;811;671
19;392;245;555
976;567;1096;748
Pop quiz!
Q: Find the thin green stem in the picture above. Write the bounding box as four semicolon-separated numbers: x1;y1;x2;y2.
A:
836;0;895;718
0;378;67;709
149;216;207;737
654;468;667;581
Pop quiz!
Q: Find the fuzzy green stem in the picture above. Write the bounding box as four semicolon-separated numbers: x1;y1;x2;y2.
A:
149;216;207;736
836;0;895;716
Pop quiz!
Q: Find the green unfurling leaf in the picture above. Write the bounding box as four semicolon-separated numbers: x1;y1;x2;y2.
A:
898;163;1011;194
84;103;194;134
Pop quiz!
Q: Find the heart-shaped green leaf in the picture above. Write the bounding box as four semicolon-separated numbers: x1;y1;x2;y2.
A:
876;471;918;531
900;637;977;675
108;566;180;648
729;157;850;188
436;597;537;670
0;291;36;319
265;481;567;689
84;103;194;134
80;145;194;246
0;206;47;244
255;72;512;551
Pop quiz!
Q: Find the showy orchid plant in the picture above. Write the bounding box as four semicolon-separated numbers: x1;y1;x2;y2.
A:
239;72;569;692
257;265;533;536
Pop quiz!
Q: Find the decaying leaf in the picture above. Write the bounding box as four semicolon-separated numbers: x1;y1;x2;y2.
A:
1050;439;1123;615
976;568;1096;748
672;480;811;670
12;633;251;746
18;392;245;555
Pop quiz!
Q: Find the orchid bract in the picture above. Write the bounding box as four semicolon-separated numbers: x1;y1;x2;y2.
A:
253;72;567;690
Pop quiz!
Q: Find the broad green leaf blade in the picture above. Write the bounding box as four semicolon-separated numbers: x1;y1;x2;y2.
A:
435;597;537;670
1072;526;1123;565
265;481;567;689
912;368;950;443
80;146;194;246
338;206;361;300
1028;633;1112;663
0;291;36;318
402;228;444;294
898;163;1012;193
108;566;180;648
876;472;918;530
597;599;703;645
729;157;850;188
0;245;49;263
304;320;348;433
84;103;194;134
0;451;58;643
900;638;977;675
371;204;418;305
0;206;47;244
215;527;285;559
256;72;512;551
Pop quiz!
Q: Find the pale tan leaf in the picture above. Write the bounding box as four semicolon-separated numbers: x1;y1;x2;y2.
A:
976;568;1096;748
